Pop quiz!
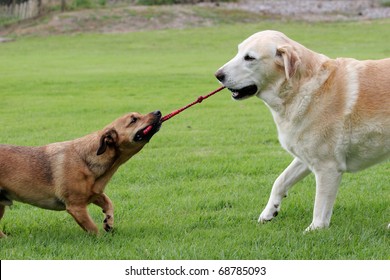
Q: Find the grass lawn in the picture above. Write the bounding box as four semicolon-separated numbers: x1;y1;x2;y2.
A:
0;20;389;259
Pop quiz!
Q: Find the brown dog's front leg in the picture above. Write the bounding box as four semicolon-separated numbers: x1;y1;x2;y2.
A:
92;194;114;232
66;205;99;234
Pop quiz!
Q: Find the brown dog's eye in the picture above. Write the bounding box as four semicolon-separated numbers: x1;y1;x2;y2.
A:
130;117;138;125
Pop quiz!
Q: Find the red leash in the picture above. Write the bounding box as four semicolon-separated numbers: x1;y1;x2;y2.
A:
143;86;225;135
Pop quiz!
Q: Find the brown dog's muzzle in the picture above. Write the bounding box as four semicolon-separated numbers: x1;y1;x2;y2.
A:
134;111;162;142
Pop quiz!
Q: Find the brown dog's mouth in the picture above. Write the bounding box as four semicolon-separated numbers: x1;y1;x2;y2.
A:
229;85;258;100
134;112;162;142
134;122;161;142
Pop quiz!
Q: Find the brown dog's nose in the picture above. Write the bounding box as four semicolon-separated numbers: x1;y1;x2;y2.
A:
215;70;225;83
152;110;162;117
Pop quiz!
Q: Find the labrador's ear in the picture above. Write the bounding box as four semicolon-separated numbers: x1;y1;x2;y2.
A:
97;129;118;156
275;45;300;80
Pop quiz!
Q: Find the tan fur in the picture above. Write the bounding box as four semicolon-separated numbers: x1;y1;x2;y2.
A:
0;111;161;237
215;30;390;231
356;60;390;117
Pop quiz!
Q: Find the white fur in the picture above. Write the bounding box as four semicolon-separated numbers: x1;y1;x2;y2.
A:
344;61;360;115
216;30;390;231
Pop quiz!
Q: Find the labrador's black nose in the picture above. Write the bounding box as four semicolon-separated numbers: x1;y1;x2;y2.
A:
215;70;225;83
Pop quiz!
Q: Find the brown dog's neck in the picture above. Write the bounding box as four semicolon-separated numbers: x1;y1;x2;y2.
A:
74;133;141;179
72;133;120;179
71;131;145;196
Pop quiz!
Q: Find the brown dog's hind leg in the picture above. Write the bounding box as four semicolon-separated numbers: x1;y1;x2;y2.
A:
0;205;6;238
92;194;114;232
66;205;99;234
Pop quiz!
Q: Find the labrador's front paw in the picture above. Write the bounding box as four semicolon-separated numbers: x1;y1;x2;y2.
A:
258;203;280;223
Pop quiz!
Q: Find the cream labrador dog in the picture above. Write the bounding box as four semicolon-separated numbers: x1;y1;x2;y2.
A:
215;30;389;231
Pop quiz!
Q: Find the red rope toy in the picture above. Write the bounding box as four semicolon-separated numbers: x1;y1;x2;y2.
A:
143;86;225;135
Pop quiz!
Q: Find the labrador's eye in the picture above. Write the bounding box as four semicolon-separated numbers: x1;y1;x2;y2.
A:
244;54;256;61
130;117;138;125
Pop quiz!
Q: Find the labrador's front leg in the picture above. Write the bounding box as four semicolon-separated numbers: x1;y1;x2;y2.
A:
259;158;311;223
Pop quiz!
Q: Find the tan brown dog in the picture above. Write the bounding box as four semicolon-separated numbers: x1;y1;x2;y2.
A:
0;110;161;237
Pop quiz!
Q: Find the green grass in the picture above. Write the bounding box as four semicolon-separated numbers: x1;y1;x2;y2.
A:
0;20;389;259
381;0;390;7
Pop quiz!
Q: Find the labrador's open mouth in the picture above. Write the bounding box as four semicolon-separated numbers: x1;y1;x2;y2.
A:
228;85;258;100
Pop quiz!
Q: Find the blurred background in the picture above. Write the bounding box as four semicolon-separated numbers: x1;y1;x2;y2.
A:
1;0;390;36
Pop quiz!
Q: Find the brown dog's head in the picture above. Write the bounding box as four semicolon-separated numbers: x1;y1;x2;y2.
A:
97;111;161;156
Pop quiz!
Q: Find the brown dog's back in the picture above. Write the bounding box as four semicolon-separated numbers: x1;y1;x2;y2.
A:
0;145;66;210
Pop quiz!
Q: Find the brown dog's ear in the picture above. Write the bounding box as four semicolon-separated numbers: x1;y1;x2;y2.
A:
275;45;300;80
97;129;118;156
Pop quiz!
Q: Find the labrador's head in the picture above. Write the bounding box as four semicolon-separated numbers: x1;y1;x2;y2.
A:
215;30;300;100
97;111;161;156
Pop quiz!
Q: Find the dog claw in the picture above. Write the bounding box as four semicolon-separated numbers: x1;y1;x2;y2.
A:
103;214;113;232
104;224;113;232
103;214;112;224
258;216;272;223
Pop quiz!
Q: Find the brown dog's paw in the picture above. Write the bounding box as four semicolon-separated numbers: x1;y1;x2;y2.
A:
103;215;114;232
103;221;114;232
104;224;113;232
